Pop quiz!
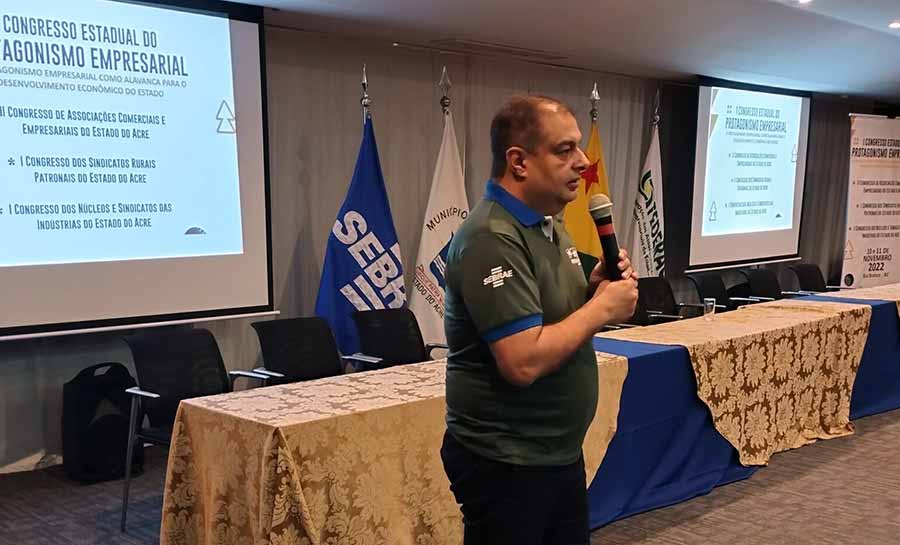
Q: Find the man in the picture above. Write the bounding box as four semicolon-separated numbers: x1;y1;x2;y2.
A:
441;95;639;545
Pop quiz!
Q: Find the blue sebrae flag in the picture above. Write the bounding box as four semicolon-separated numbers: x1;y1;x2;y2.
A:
315;117;405;355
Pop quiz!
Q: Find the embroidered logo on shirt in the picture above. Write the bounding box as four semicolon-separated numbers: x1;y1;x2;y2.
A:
566;247;581;266
483;266;514;288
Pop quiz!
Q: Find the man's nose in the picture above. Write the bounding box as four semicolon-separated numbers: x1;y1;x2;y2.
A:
574;147;589;172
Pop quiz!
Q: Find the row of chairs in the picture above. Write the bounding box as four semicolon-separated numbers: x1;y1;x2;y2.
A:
120;264;831;528
624;263;838;327
120;308;444;531
253;309;445;385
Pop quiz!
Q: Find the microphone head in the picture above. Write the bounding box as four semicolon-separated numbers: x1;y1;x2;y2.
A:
588;193;613;220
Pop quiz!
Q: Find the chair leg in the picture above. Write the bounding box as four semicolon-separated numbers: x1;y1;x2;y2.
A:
121;395;140;532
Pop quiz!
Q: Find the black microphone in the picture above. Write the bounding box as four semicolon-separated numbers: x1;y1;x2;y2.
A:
588;194;621;281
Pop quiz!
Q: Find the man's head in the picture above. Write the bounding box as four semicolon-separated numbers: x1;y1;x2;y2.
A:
490;95;589;215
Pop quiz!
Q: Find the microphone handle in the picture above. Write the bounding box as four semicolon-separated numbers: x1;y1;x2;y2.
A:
600;233;622;281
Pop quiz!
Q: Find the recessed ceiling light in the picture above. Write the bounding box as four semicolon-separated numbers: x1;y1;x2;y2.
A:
798;0;813;4
890;21;900;29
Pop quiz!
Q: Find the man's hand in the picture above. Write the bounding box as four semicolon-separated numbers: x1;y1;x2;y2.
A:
589;275;639;326
589;249;639;295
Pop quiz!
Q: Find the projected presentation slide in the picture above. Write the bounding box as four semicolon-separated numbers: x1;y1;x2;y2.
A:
0;0;243;267
699;87;804;237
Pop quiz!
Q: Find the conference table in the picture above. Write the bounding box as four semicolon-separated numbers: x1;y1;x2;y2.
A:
158;284;900;545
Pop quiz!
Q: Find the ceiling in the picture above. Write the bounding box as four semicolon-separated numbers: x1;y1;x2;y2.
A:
257;0;900;101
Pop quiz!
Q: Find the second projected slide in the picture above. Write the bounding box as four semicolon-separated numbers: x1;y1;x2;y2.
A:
0;0;242;266
700;87;803;237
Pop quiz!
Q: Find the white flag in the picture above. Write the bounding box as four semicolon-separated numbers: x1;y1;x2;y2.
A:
409;112;469;344
629;123;666;277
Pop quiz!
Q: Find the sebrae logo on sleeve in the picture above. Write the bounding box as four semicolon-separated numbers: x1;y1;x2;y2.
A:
483;266;514;288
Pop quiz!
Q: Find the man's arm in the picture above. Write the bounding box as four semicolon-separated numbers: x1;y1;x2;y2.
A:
489;303;608;387
490;266;637;387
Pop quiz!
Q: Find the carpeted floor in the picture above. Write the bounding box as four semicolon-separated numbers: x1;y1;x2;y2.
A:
0;447;165;545
591;409;900;545
1;409;898;545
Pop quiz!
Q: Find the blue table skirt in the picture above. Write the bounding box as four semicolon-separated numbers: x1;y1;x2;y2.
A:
588;338;755;528
588;296;900;529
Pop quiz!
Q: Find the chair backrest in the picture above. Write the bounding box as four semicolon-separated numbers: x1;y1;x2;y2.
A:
637;277;679;315
352;308;429;366
666;274;703;308
251;317;344;384
789;263;827;292
741;268;783;299
687;272;729;308
726;281;753;300
719;269;748;292
124;328;230;429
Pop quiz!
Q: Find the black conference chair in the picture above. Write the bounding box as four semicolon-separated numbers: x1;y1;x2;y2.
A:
251;317;382;382
687;272;757;311
120;328;267;532
740;268;803;300
352;308;448;368
620;278;683;327
639;276;705;319
788;263;843;293
667;274;715;316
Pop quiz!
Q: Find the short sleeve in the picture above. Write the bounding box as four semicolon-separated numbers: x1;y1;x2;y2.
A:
457;232;543;342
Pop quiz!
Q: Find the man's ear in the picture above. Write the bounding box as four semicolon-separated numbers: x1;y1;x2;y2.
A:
507;147;527;180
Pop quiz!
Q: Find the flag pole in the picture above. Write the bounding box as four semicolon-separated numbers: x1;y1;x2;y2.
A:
438;66;451;115
361;64;371;123
652;88;661;126
589;82;600;123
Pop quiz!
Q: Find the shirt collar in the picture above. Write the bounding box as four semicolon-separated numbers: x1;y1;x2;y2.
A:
484;180;544;227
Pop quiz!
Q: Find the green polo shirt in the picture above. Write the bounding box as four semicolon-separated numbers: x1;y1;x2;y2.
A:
444;180;598;466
